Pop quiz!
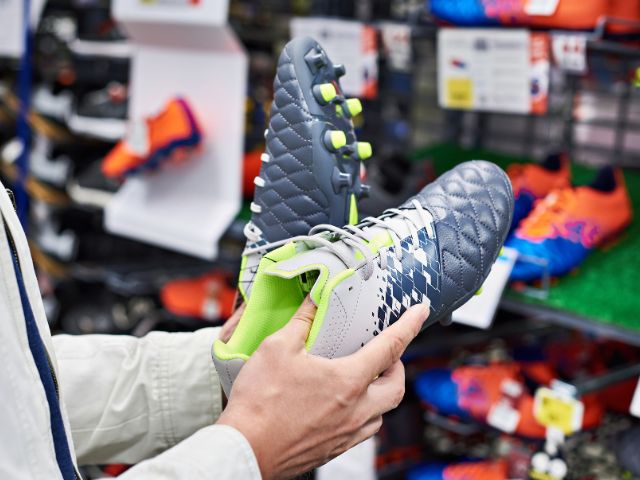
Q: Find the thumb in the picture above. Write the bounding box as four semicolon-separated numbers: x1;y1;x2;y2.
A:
281;295;318;346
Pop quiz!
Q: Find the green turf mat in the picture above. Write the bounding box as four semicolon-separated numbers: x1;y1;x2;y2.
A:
411;143;640;332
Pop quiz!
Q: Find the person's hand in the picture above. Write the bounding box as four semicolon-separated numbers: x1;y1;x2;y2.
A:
219;302;246;344
216;296;430;480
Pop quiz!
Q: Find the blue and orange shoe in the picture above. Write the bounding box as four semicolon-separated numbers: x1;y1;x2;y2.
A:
408;460;509;480
414;363;604;438
506;166;632;281
102;97;202;178
507;153;571;234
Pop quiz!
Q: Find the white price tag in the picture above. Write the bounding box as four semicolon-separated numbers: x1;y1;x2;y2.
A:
525;0;560;16
488;399;521;434
487;379;523;434
453;246;518;329
630;377;640;418
552;34;587;74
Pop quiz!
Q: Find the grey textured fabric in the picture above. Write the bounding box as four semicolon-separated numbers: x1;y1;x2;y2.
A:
402;160;514;318
252;40;330;242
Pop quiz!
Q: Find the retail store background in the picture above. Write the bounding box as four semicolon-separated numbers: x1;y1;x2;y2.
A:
2;0;640;479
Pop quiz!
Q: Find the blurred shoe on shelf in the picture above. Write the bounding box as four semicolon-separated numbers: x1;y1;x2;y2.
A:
506;166;633;281
101;97;202;178
67;159;120;209
414;362;604;439
1;135;72;188
507;152;571;234
407;460;509;480
67;82;129;142
160;271;236;322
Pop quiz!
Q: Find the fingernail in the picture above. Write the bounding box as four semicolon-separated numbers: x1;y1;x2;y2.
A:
420;300;431;323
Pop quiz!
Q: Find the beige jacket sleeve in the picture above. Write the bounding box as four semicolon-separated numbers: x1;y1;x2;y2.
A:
53;328;233;458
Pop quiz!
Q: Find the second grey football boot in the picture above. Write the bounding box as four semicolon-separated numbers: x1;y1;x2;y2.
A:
239;35;371;303
213;161;514;397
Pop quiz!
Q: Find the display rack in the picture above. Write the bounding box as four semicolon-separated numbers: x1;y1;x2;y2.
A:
106;0;247;260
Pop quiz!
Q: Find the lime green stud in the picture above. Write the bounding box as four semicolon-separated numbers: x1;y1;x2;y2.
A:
312;83;337;105
356;142;372;160
324;130;347;152
500;247;505;257
475;285;483;296
346;98;362;117
330;131;346;149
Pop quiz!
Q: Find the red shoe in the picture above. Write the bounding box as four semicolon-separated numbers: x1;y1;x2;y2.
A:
102;97;202;178
507;153;571;234
160;271;235;321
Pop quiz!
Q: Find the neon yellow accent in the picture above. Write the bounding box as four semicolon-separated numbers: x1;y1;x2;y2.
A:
213;242;356;360
320;83;337;102
346;98;362;116
357;142;372;160
499;247;505;256
335;104;344;118
349;194;358;225
305;269;355;350
355;231;393;260
331;131;347;149
238;254;249;302
265;262;330;306
213;242;302;361
475;285;483;296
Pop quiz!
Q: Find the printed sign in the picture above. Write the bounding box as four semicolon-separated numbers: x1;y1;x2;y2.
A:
438;28;549;115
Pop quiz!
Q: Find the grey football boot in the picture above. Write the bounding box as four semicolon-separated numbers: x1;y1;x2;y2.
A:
239;35;371;303
214;161;514;397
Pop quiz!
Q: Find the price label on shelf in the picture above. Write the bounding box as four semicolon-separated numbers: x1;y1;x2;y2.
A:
525;0;560;16
630;377;640;418
534;387;584;435
552;34;587;74
487;379;524;434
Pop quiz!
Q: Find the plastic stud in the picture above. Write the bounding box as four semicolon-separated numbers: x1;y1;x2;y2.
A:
346;98;362;117
324;130;346;152
313;83;337;105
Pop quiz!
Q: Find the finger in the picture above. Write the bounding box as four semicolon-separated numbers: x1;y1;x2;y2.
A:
220;303;246;343
365;360;405;416
280;295;318;345
346;303;429;380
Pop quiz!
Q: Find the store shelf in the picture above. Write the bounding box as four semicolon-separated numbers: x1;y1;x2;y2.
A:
500;297;640;348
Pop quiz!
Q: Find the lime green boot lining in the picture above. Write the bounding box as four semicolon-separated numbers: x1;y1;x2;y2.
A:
214;242;304;361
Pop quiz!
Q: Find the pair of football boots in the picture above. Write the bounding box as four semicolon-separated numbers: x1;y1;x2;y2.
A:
212;36;514;397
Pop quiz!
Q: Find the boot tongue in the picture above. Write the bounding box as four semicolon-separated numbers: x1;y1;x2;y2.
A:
263;247;350;307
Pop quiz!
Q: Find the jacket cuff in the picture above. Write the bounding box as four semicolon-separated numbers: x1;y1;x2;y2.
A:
158;327;223;448
120;425;262;480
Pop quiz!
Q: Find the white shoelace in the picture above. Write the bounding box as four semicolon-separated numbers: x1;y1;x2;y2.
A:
243;199;435;280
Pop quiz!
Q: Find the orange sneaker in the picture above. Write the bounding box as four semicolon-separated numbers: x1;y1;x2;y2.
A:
507;153;571;233
102;97;202;178
160;271;235;321
507;166;633;281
